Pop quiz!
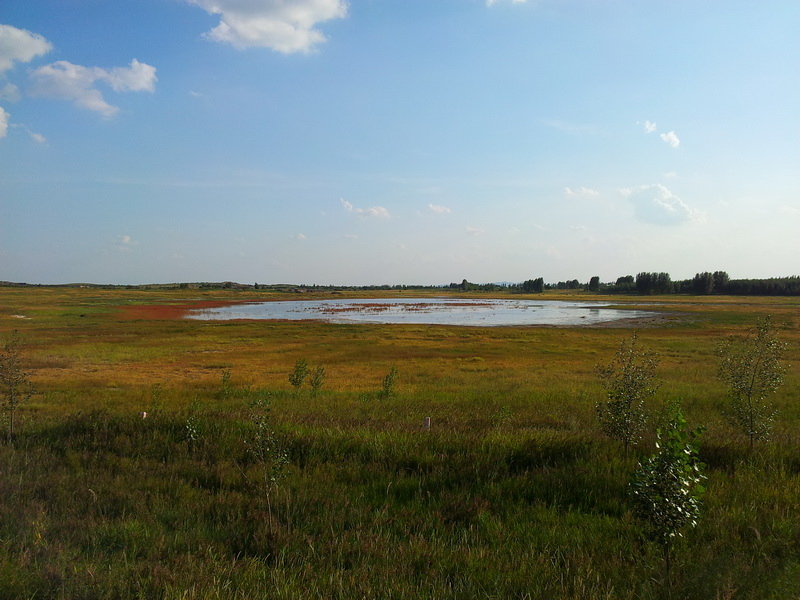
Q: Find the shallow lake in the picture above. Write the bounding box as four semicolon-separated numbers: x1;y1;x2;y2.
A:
185;298;657;327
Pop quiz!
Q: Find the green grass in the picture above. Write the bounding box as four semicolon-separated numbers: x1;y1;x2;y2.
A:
1;287;799;598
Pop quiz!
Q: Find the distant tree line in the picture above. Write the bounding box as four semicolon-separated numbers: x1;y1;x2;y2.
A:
505;272;800;296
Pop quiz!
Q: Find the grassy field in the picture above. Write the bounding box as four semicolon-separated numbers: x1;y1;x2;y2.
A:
1;286;799;599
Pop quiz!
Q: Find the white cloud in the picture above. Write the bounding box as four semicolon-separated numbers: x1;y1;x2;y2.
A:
340;197;390;218
0;106;8;138
294;233;307;240
116;234;137;252
643;120;657;133
427;203;452;214
660;130;680;148
0;83;20;102
620;184;702;225
104;59;158;92
0;24;52;74
187;0;348;53
564;186;600;198
28;59;157;117
465;226;484;236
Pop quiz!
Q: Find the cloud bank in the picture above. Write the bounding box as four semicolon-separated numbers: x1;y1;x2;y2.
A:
187;0;348;53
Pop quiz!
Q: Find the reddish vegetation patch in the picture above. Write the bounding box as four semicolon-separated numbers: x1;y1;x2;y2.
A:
118;300;252;321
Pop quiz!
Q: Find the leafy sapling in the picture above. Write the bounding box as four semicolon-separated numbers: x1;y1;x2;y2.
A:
245;391;289;531
379;366;398;400
596;332;660;456
309;365;326;396
288;358;309;390
219;368;233;400
717;316;787;450
630;401;706;577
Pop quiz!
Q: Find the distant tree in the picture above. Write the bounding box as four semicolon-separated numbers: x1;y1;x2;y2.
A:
588;276;601;292
712;271;729;292
0;331;34;443
636;272;673;295
717;316;787;450
656;272;673;294
596;332;660;456
692;272;714;295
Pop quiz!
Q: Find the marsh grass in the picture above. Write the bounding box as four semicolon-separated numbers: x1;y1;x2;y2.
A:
1;287;799;598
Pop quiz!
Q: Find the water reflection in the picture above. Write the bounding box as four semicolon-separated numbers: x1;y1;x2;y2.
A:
185;298;656;327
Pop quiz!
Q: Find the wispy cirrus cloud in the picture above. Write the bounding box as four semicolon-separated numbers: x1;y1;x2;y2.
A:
564;186;600;198
187;0;348;53
0;83;20;102
29;59;157;118
486;0;528;6
427;203;452;214
465;226;484;236
620;184;701;225
340;198;390;218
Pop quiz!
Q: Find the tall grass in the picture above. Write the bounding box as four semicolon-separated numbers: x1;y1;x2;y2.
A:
1;287;798;598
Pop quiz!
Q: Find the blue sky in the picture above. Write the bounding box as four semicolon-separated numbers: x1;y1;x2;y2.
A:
1;0;798;286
